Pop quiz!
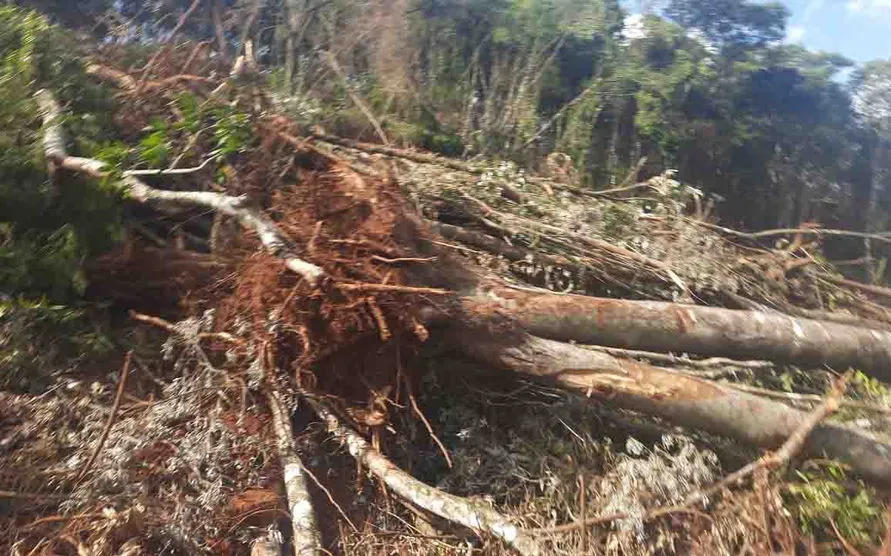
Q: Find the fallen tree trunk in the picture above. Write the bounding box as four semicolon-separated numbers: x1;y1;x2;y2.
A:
479;287;891;382
448;324;891;486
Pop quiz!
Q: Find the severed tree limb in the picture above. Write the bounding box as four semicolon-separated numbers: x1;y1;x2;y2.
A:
311;133;484;174
822;274;891;302
211;0;228;56
447;323;891;486
692;221;891;246
237;0;265;59
267;390;322;556
304;396;543;556
479;286;891;382
86;64;214;93
35;89;325;286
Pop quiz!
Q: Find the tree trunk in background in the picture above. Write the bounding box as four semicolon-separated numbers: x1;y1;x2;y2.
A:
476;287;891;381
211;0;227;57
282;0;305;93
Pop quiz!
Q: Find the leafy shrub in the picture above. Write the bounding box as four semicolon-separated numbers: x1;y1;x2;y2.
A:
0;6;121;302
787;463;883;546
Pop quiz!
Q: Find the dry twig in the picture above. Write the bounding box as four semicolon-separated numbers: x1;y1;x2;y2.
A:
692;220;891;246
138;0;203;85
323;51;389;145
74;351;132;484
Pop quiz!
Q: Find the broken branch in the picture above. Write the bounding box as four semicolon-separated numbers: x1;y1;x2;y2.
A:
266;390;322;555
75;351;132;484
305;396;542;555
36;89;326;286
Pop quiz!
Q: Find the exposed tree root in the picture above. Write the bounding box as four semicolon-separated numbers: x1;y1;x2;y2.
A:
17;47;891;554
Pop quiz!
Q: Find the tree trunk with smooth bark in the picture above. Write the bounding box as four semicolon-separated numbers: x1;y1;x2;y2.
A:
478;287;891;381
445;321;891;485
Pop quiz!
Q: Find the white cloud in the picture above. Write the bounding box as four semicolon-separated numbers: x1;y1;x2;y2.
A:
847;0;891;15
786;25;806;42
623;13;647;41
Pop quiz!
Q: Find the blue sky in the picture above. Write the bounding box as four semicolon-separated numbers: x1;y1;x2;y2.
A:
783;0;890;63
623;1;889;64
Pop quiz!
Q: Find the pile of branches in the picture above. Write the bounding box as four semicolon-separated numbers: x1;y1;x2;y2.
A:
3;42;891;555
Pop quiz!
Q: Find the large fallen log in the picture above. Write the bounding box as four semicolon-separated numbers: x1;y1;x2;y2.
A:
447;323;891;486
478;287;891;382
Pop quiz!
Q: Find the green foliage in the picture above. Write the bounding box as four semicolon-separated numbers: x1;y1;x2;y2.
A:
138;119;172;167
849;370;890;399
0;6;122;302
210;106;253;157
600;203;637;239
665;0;788;48
787;464;883;546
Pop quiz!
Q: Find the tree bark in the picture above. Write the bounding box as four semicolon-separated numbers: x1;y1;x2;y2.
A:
267;391;321;555
478;287;891;382
211;0;228;57
282;0;305;93
447;324;891;486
